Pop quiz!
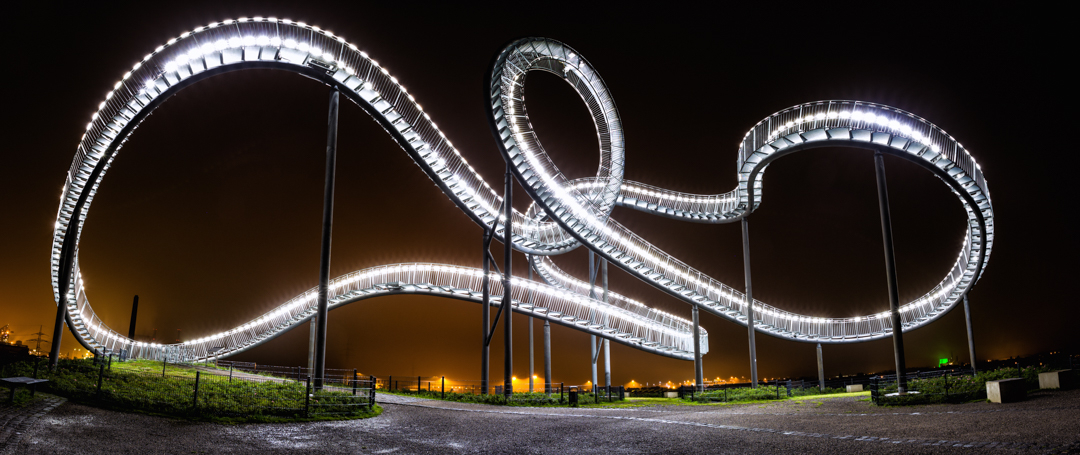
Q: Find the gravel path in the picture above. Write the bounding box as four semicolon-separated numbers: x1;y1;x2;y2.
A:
12;389;1080;454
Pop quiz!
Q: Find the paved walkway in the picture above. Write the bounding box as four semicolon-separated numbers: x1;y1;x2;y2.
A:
0;395;65;454
10;389;1080;453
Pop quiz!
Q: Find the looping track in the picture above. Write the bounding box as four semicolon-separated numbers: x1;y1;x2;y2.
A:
52;20;992;362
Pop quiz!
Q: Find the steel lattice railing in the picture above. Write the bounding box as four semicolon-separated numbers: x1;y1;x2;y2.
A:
52;20;992;363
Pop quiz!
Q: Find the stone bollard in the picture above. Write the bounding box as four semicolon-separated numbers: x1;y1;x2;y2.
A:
1038;370;1075;390
846;384;864;393
987;378;1025;403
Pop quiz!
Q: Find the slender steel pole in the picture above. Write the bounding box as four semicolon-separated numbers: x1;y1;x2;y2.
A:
503;162;513;400
817;343;825;392
544;319;552;395
604;340;611;393
313;88;340;390
591;336;598;395
963;295;977;373
741;217;759;388
589;251;598;395
48;287;66;369
603;259;610;392
308;316;317;375
693;302;703;391
482;230;490;395
529;262;535;393
874;151;907;393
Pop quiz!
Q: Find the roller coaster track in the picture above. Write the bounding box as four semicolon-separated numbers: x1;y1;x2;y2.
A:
52;18;992;362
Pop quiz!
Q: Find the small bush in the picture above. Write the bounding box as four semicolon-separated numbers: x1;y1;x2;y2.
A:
872;366;1051;406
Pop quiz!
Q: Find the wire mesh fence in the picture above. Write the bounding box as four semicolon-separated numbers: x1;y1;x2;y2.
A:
2;358;375;418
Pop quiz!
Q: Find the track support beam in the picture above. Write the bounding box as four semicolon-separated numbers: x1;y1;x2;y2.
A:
313;88;340;390
503;162;513;400
741;216;758;388
529;263;535;393
693;302;703;391
817;343;825;392
964;295;977;373
874;151;907;394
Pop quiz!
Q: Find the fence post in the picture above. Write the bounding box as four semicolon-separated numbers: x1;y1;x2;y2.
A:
162;357;167;378
944;372;949;399
441;376;445;399
787;379;792;397
560;383;564;403
33;358;40;379
192;371;201;409
97;363;105;396
418;376;421;394
229;366;233;383
352;369;358;396
305;376;312;417
389;375;392;391
369;375;376;407
108;354;113;370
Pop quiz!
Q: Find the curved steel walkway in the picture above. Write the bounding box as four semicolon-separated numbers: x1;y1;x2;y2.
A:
51;19;992;362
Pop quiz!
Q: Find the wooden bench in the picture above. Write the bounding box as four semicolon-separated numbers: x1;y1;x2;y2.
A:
1;377;49;402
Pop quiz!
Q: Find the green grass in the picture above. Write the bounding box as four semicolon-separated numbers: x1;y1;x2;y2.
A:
0;359;380;423
0;386;45;407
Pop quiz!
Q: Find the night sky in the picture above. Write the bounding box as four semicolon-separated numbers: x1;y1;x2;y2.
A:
1;2;1071;386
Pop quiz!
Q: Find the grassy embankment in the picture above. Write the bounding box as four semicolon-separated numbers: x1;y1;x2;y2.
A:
0;359;380;423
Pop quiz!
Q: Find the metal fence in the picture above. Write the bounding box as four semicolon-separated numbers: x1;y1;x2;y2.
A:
214;360;360;383
11;358;374;418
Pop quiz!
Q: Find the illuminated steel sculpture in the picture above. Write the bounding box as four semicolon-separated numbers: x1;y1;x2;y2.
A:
51;19;992;368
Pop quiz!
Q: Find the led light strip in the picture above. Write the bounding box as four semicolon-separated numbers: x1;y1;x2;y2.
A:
53;25;992;363
73;262;701;361
51;19;699;362
487;38;993;343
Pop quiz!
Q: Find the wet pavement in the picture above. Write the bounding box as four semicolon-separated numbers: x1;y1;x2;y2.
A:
10;389;1080;454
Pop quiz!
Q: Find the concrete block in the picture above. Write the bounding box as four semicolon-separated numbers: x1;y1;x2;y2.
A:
987;378;1026;403
1039;370;1075;389
845;384;863;392
664;391;679;398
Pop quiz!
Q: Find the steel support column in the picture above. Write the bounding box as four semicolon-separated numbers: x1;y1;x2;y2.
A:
127;295;139;339
874;151;907;393
963;295;977;373
544;319;552;395
48;286;66;369
817;343;825;392
529;262;535;393
481;230;491;395
693;302;703;391
313;88;340;390
603;259;610;392
589;251;598;395
503;162;513;400
308;316;317;375
741;216;759;388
